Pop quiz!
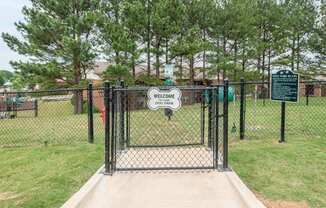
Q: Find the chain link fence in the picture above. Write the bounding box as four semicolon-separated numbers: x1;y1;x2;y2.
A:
0;87;105;147
2;80;323;152
230;80;326;141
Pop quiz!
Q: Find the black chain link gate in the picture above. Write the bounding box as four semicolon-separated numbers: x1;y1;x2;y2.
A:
104;83;229;174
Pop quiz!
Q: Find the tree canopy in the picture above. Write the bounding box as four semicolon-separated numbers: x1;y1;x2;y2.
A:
0;70;13;81
0;74;4;86
2;0;325;90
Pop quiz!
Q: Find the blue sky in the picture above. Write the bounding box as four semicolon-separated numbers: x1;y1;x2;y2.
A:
0;0;30;72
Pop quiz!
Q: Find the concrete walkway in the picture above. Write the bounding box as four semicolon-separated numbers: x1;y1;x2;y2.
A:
63;168;266;208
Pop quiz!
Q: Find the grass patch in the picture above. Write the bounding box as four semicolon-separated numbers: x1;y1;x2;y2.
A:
0;100;104;147
0;144;103;208
229;136;326;208
0;96;325;207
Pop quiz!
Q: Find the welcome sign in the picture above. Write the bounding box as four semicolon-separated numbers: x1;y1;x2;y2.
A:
147;88;182;111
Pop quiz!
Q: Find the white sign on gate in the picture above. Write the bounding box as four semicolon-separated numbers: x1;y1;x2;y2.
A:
147;87;182;111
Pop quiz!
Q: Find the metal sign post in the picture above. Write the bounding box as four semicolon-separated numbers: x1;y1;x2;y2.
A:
271;70;299;143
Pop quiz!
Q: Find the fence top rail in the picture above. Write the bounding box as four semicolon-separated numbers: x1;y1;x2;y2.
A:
2;79;324;95
113;85;222;91
229;80;326;85
0;87;91;95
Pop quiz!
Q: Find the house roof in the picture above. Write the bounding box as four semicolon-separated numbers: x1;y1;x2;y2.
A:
314;75;326;81
87;61;223;81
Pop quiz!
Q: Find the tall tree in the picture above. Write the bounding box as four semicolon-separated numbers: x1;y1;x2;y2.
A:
309;1;326;70
2;0;101;114
283;0;317;71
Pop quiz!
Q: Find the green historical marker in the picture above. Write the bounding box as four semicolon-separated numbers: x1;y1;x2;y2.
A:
271;70;299;103
271;69;299;143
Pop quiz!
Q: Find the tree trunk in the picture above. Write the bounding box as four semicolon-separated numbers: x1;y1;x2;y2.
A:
72;3;83;115
296;34;300;71
223;37;227;81
165;39;169;64
146;0;151;75
203;30;206;81
179;56;183;80
216;38;220;83
189;56;195;104
74;64;83;115
267;47;271;97
155;37;160;78
242;44;246;72
234;40;238;81
257;56;261;73
291;36;295;71
203;50;206;82
262;29;266;83
262;49;265;82
132;55;136;78
189;56;194;85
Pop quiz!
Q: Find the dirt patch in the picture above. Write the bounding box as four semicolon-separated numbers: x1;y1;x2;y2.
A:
0;192;19;201
257;195;309;208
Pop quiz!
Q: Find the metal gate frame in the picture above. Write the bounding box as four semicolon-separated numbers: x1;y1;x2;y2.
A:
104;81;230;174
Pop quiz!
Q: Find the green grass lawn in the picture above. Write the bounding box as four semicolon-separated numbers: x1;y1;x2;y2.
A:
0;144;104;208
0;99;105;207
229;136;326;208
0;96;325;207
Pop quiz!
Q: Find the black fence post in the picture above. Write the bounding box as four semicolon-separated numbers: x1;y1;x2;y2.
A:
208;86;213;148
223;80;229;170
212;86;217;149
211;86;217;168
126;93;130;148
111;85;116;172
120;81;125;150
34;99;38;117
279;101;286;143
104;81;111;174
240;78;245;140
215;86;219;169
87;83;94;144
200;92;205;145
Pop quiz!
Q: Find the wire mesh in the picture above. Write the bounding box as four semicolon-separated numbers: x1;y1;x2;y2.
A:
111;86;223;170
0;88;104;147
235;81;326;141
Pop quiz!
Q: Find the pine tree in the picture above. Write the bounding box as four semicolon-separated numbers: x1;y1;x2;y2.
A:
2;0;101;113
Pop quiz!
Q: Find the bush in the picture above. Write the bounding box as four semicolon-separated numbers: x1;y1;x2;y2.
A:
102;64;134;85
136;74;163;86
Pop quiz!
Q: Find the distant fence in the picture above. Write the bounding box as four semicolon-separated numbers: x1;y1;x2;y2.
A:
230;80;326;142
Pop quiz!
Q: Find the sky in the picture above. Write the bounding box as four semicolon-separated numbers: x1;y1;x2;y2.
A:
0;0;30;72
